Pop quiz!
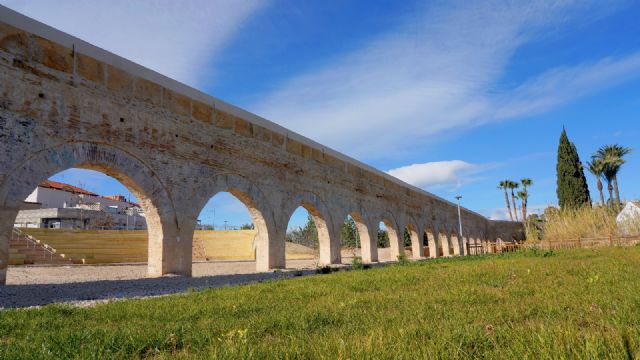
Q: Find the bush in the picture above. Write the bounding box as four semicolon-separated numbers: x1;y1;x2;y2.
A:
542;205;618;240
397;252;409;265
351;256;364;270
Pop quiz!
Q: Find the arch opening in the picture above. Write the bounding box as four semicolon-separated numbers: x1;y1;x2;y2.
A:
341;212;375;263
0;142;189;286
404;223;422;260
194;191;264;264
451;232;461;256
378;219;402;261
424;228;437;258
2;151;171;285
285;205;323;267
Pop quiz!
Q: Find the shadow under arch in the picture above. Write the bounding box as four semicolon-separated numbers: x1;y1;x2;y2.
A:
192;172;276;271
404;217;422;260
283;190;336;266
0;142;180;284
378;210;402;261
343;208;378;263
424;225;437;258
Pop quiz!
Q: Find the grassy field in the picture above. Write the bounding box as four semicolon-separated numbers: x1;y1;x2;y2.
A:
2;247;640;358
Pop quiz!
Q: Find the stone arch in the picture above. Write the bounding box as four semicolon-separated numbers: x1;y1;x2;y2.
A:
378;210;401;261
0;142;180;284
404;220;422;260
284;191;336;266
450;230;461;256
424;225;437;258
346;209;377;263
437;229;451;257
192;172;278;271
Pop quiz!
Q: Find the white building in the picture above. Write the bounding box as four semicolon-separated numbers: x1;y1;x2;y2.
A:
15;180;146;230
617;201;640;235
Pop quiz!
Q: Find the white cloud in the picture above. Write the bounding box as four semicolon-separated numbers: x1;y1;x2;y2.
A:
387;160;484;189
252;1;637;161
483;204;550;221
2;0;265;87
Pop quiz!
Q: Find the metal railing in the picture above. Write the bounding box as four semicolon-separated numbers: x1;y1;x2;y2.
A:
11;227;59;262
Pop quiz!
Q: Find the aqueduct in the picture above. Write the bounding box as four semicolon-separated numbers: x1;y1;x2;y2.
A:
0;6;522;285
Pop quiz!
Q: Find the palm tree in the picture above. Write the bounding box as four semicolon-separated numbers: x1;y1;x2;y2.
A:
519;178;533;220
498;180;513;221
516;190;528;223
595;144;632;208
586;159;606;206
508;180;519;222
602;165;615;208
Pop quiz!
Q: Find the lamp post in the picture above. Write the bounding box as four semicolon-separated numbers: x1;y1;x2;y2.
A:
455;195;463;254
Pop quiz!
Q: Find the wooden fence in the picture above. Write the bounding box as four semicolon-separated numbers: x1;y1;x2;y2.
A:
465;235;640;256
538;235;640;250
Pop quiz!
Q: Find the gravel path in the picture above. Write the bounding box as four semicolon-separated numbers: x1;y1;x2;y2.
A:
1;249;398;309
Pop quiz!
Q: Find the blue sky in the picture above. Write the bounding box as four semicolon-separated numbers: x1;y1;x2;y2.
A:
5;0;640;228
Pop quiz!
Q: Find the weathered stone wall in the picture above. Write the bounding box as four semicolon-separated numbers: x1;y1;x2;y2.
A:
0;6;522;284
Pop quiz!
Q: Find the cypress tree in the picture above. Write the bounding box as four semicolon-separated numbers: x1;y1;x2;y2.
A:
556;128;591;208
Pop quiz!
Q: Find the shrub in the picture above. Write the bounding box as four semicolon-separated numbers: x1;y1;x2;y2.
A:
351;256;364;270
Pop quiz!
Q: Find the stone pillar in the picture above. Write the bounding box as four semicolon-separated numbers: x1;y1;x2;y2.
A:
358;221;378;263
440;233;451;257
0;204;19;285
461;237;468;256
408;226;423;260
0;207;18;285
427;231;438;258
320;220;341;266
147;212;194;277
452;234;461;256
256;217;285;271
387;224;402;261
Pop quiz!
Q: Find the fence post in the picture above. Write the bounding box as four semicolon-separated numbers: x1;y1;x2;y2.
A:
577;236;581;248
609;235;613;247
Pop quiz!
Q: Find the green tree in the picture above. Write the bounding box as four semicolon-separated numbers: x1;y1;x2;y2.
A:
556;129;591;209
498;180;514;221
286;214;318;248
518;178;533;221
507;180;520;222
403;228;412;247
377;228;389;247
340;216;358;248
594;144;632;208
586;159;606;206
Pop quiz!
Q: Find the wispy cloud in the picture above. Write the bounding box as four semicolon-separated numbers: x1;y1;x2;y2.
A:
387;160;488;189
483;204;550;221
2;0;265;87
253;1;636;161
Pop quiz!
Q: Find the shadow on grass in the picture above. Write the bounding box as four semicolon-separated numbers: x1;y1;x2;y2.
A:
1;252;533;309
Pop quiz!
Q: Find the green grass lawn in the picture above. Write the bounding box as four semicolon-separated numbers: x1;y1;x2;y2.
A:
2;247;640;359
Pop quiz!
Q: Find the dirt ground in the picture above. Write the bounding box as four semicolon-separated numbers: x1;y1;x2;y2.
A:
0;248;401;308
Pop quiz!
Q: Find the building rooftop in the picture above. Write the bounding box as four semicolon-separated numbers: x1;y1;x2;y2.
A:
38;180;139;207
40;180;98;196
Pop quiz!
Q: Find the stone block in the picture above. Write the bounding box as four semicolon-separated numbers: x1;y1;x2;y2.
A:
215;109;234;129
134;78;162;106
107;65;134;93
271;131;284;147
234;117;253;137
76;53;104;84
253;124;271;143
286;138;303;156
0;23;29;59
163;89;191;117
191;100;213;124
31;35;73;73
